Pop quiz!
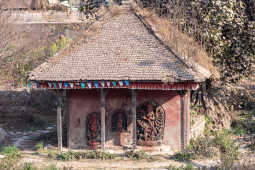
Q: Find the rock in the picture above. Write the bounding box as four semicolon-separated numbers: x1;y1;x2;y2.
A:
0;154;6;159
0;128;9;145
0;128;7;143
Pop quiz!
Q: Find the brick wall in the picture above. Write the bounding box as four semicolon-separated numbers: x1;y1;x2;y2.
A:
67;89;187;152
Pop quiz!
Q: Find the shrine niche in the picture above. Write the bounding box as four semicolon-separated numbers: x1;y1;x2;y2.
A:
136;101;165;146
86;112;101;149
111;110;128;132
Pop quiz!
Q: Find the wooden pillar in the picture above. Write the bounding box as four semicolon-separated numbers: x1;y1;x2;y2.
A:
131;89;137;149
100;89;106;151
57;91;62;153
66;90;71;150
178;90;187;151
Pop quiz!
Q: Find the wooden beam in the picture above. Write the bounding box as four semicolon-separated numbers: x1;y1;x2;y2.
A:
131;89;137;149
100;89;106;151
57;92;62;153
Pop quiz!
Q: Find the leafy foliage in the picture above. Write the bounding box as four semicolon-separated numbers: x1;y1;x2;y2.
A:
138;0;255;83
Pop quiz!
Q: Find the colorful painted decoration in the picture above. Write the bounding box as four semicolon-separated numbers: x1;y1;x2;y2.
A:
119;81;123;86
100;81;105;87
58;83;63;88
70;83;74;88
53;82;57;88
27;81;31;88
112;81;117;87
106;81;111;87
94;82;99;88
87;82;92;88
36;82;40;88
125;80;130;86
81;82;85;88
64;82;69;88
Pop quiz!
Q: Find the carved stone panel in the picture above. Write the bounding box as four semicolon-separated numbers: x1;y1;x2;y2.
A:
86;112;101;148
111;110;128;132
136;101;165;146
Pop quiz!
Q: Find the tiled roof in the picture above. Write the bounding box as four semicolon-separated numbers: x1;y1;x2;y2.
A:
29;11;211;82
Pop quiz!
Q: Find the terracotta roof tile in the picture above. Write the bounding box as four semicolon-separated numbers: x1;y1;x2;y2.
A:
29;12;211;82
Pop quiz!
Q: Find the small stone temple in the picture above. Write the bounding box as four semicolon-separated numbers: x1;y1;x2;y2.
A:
28;10;210;153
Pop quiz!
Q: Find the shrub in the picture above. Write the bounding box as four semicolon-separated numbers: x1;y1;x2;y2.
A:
172;151;195;161
173;136;215;161
124;150;148;160
247;142;255;151
58;151;74;161
47;149;56;159
213;131;239;169
35;141;44;152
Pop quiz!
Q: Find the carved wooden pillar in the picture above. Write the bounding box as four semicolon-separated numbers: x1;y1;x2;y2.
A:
57;90;62;153
131;89;137;149
100;89;106;151
177;90;188;151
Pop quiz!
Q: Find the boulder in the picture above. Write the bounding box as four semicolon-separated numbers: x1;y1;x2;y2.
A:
0;128;8;145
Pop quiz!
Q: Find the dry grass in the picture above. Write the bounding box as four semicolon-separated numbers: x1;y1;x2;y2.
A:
132;3;219;78
108;2;125;17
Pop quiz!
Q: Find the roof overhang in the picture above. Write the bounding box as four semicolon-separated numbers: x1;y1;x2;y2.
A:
27;80;200;91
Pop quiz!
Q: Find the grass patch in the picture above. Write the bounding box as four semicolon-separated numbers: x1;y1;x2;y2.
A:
167;164;195;170
0;146;21;169
1;146;21;159
172;130;239;170
23;163;60;170
57;151;116;161
24;162;37;170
